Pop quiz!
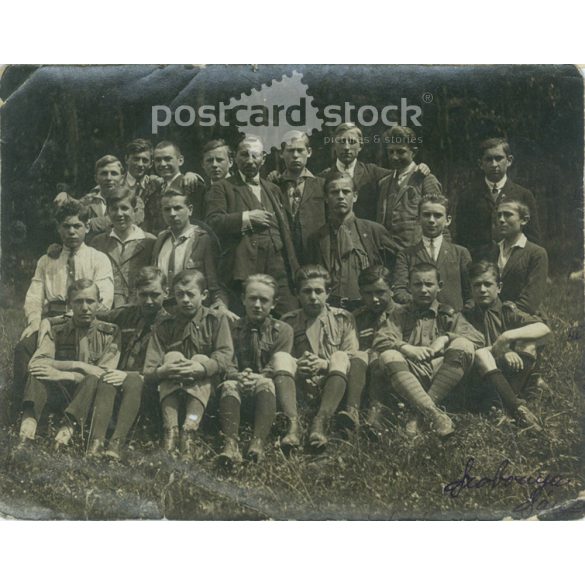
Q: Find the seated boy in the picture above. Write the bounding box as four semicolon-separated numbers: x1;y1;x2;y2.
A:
18;279;120;452
493;200;548;314
90;267;169;460
376;126;443;263
142;269;234;459
218;274;294;464
373;263;485;438
91;187;156;307
307;172;394;312
463;261;550;430
351;265;395;436
456;137;541;260
393;193;472;310
279;265;360;450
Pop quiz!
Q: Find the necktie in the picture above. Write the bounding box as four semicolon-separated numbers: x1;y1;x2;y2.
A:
168;236;187;284
66;250;76;289
429;238;436;262
250;327;262;372
247;177;260;186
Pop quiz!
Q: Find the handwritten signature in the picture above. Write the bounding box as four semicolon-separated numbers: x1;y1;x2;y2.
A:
443;457;572;515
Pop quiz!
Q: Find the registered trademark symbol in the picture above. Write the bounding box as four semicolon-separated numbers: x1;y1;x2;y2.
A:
422;92;433;103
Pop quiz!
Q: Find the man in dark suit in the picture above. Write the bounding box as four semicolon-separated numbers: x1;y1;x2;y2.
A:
307;172;394;311
492;200;548;315
393;194;472;310
269;131;326;265
206;135;299;316
455;137;542;260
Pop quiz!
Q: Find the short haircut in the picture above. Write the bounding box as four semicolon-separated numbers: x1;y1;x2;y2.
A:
160;190;191;205
383;125;418;149
244;273;279;300
135;266;167;289
358;265;392;288
468;260;500;283
67;278;99;301
54;200;91;225
333;122;363;143
106;186;138;209
95;154;124;174
324;171;357;193
418;193;450;215
497;199;530;222
280;130;310;150
236;134;264;153
154;140;182;157
295;264;332;292
125;139;153;157
172;269;206;292
478;137;511;157
409;262;441;283
202;139;232;157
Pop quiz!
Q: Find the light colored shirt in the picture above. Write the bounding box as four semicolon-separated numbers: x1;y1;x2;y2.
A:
163;173;182;192
24;243;114;327
157;224;197;275
109;224;146;245
240;171;262;230
394;162;417;186
422;234;443;262
498;233;527;271
336;159;357;177
485;176;508;200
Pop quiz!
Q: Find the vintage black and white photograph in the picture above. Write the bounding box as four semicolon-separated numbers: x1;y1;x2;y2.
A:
0;64;583;521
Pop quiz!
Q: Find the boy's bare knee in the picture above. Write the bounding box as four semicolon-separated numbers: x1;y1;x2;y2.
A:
330;351;350;374
449;338;475;355
271;352;296;374
474;348;496;374
380;350;405;365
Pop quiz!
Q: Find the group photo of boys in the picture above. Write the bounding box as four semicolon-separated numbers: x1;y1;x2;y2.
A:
0;64;583;520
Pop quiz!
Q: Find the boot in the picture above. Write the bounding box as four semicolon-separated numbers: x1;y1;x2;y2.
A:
309;416;329;450
218;437;243;466
515;405;543;432
430;410;455;438
54;423;75;450
364;401;385;440
17;416;37;449
87;438;105;458
104;438;123;461
280;417;301;449
337;406;360;432
247;438;265;463
162;426;179;453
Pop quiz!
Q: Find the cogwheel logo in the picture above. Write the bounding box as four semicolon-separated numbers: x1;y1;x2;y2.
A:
222;71;323;151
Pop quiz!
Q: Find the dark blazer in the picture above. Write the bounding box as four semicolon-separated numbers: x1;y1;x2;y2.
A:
491;240;548;315
206;174;299;287
319;161;391;221
151;224;227;306
277;175;326;265
393;240;472;311
307;216;393;273
91;230;156;307
455;177;541;260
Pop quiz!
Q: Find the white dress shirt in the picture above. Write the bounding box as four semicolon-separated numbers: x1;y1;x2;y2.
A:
498;233;527;270
240;171;262;230
157;224;197;275
336;159;357;177
485;176;508;200
422;234;443;262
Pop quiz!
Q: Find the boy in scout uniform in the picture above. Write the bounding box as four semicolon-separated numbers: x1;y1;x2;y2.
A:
350;265;395;436
218;274;294;464
142;269;234;459
373;262;485;438
280;265;359;450
463;260;550;430
93;267;169;460
18;279;120;451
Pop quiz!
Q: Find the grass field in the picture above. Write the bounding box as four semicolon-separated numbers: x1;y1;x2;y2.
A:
0;279;583;520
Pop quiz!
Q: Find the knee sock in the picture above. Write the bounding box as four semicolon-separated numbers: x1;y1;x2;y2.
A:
508;353;536;397
345;358;367;410
483;369;522;413
184;396;205;431
219;395;240;440
90;382;117;441
253;390;276;442
110;375;143;443
273;371;298;419
317;372;347;418
428;352;467;404
161;394;179;430
386;364;438;416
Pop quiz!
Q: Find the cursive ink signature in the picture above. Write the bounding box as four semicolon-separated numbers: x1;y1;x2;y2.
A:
443;457;572;515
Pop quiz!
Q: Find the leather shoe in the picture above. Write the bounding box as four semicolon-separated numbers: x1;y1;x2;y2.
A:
247;438;265;463
104;439;122;461
431;411;455;438
337;406;360;432
87;438;105;457
218;438;243;466
280;417;301;449
163;426;179;453
309;416;329;450
364;402;385;440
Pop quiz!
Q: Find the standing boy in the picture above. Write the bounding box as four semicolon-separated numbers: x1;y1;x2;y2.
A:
393;193;472;310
